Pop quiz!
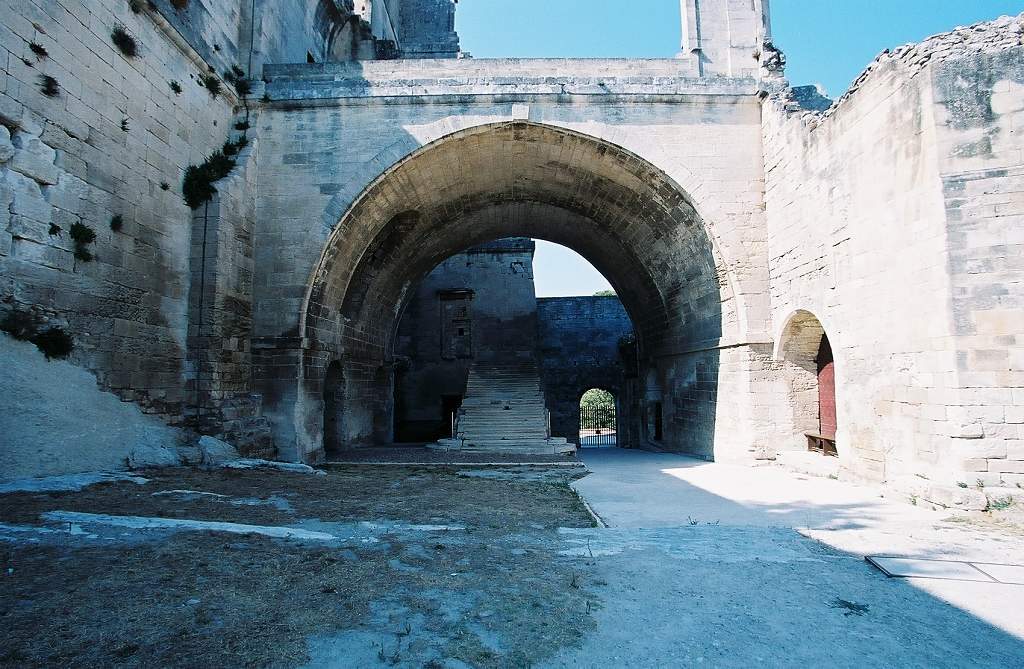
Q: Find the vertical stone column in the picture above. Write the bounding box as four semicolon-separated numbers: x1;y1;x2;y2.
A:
678;0;771;79
186;176;271;456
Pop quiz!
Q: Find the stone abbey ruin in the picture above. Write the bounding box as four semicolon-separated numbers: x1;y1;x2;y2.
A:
2;0;1023;508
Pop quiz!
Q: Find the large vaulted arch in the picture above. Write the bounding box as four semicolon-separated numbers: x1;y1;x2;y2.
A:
286;121;757;461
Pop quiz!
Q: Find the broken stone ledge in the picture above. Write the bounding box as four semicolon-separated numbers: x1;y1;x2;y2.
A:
126;435;325;478
887;475;989;512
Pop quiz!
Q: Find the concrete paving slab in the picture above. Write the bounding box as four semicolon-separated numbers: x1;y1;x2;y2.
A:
574;448;942;529
542;526;1024;668
867;556;996;582
572;449;1024;644
974;563;1024;585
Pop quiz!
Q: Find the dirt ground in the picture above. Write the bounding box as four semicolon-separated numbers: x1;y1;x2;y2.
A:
0;465;597;668
5;458;1023;668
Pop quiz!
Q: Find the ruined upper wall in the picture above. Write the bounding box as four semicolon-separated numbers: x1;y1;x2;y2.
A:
146;0;246;76
768;12;1024;122
146;0;353;74
250;0;352;70
761;12;1024;485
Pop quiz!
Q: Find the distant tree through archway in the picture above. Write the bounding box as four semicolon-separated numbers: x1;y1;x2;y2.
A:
579;388;617;448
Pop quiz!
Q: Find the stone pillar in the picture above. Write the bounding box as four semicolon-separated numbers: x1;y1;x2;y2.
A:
252;337;322;462
678;0;771;79
186;190;272;457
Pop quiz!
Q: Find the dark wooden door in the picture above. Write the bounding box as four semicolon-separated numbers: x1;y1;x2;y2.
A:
816;335;836;439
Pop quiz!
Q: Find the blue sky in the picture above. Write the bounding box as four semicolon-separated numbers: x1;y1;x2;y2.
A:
455;0;1022;296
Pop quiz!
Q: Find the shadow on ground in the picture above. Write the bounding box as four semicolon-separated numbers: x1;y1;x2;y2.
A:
1;459;1023;668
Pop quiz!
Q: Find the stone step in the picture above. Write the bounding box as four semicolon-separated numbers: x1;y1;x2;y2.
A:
464;385;542;391
453;356;553;453
460;409;547;416
459;422;548;430
459;418;548;425
460;433;550;440
462;397;544;401
427;439;574;455
458;406;547;414
460;437;552;443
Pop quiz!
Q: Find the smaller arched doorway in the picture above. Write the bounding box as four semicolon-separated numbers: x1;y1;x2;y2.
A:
323;361;345;455
778;311;838;457
579;388;618;448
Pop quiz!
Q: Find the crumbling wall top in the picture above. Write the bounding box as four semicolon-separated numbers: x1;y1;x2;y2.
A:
764;12;1024;125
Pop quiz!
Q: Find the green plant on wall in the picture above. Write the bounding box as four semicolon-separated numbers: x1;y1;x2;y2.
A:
182;137;248;209
224;65;251;97
69;222;97;261
111;25;139;58
201;74;221;97
39;75;59;97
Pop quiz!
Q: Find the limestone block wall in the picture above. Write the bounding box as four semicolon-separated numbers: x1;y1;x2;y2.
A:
763;67;951;482
0;0;256;467
762;14;1024;485
393;239;538;442
185;138;270;456
536;296;633;443
249;0;353;70
147;0;354;74
930;37;1024;487
396;0;458;58
146;0;246;76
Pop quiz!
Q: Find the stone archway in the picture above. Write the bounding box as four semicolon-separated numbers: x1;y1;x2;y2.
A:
270;121;765;462
578;388;619;448
776;310;838;457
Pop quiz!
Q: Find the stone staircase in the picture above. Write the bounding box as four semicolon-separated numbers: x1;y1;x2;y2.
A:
429;357;574;455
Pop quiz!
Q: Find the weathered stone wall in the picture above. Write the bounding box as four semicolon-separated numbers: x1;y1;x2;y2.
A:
249;0;353;70
0;0;267;472
393;239;537;442
930;25;1024;487
0;0;237;406
536;296;633;443
761;14;1024;486
147;0;351;74
396;0;458;58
